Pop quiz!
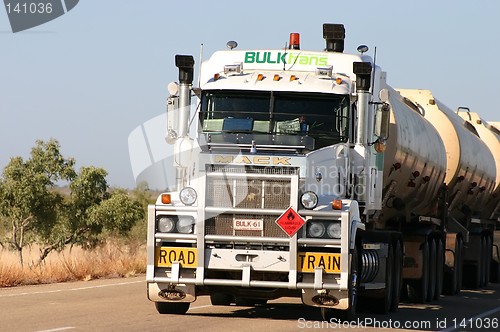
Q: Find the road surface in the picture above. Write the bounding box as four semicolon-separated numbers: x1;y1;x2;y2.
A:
0;276;499;332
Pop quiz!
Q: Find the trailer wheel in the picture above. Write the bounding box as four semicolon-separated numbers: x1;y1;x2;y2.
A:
155;302;190;315
433;237;444;300
390;240;403;312
210;293;233;306
426;239;437;302
321;248;358;321
407;240;429;303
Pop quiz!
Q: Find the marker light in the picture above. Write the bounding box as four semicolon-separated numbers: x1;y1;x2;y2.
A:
257;74;264;81
213;73;220;81
331;199;342;210
273;74;281;81
301;192;318;209
335;77;343;85
161;194;172;204
289;33;300;50
180;187;197;205
290;75;297;81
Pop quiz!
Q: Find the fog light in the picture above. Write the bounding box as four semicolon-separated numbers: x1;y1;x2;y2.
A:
327;222;341;239
308;222;325;238
177;216;195;233
157;216;175;233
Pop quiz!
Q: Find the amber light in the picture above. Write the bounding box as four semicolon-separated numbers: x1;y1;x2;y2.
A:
290;75;297;81
289;33;300;50
332;199;342;210
257;74;264;81
273;74;281;81
161;194;172;204
213;73;220;81
335;77;343;85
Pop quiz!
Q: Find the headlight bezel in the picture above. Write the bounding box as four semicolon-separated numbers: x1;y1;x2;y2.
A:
300;191;318;210
179;187;197;206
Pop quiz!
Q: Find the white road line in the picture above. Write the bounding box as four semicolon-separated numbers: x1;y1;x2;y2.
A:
0;280;144;298
440;306;500;332
189;304;213;311
36;327;75;332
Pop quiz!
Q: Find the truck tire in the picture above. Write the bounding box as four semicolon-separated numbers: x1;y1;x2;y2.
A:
373;244;394;314
426;239;437;302
407;240;429;303
321;248;358;321
443;236;462;295
155;302;190;315
210;293;233;306
433;237;444;300
390;240;403;312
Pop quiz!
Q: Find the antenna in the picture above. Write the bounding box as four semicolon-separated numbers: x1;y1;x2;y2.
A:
198;43;203;88
371;46;377;95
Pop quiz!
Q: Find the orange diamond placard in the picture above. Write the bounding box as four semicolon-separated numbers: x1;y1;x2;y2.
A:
275;206;305;237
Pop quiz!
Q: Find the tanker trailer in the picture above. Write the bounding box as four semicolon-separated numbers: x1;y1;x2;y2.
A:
398;89;498;293
456;109;500;284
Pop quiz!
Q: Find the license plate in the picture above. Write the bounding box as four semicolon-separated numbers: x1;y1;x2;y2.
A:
233;218;263;231
155;247;197;268
297;252;341;273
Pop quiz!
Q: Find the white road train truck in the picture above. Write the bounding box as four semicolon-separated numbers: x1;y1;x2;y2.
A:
146;23;500;320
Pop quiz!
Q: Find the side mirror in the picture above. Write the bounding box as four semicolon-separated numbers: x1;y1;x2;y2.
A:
374;103;390;139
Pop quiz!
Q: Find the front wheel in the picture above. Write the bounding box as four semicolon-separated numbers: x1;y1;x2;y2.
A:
321;248;358;321
155;302;190;315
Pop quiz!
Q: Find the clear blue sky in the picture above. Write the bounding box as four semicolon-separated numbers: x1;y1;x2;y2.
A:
1;1;499;188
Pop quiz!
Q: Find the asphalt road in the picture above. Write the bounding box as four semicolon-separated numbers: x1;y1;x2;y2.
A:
0;276;499;332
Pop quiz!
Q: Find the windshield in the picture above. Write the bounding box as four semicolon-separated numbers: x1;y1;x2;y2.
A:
200;90;350;149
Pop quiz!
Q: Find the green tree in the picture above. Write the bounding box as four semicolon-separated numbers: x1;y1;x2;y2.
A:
0;139;75;266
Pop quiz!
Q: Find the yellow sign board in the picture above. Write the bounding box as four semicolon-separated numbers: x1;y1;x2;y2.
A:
297;252;341;273
155;247;197;268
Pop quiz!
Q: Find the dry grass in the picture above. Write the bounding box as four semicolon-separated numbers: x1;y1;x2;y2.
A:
0;241;146;287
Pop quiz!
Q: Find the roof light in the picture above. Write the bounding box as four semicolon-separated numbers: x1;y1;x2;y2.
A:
315;66;333;78
224;63;243;75
290;75;297;81
335;77;343;85
273;74;281;81
289;33;300;50
257;73;264;81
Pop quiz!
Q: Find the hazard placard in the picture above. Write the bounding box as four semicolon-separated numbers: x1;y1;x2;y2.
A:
275;206;305;237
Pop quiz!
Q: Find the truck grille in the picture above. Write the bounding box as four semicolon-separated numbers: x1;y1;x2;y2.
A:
205;165;298;238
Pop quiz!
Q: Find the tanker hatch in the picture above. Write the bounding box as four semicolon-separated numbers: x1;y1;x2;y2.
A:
323;23;345;53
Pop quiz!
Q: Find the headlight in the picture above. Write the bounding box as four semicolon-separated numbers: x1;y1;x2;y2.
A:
307;222;325;238
177;216;195;234
301;191;318;209
180;187;197;205
157;216;175;233
327;222;341;239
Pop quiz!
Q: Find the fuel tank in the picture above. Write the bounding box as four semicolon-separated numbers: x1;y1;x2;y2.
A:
379;86;447;222
397;90;497;218
456;110;500;219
